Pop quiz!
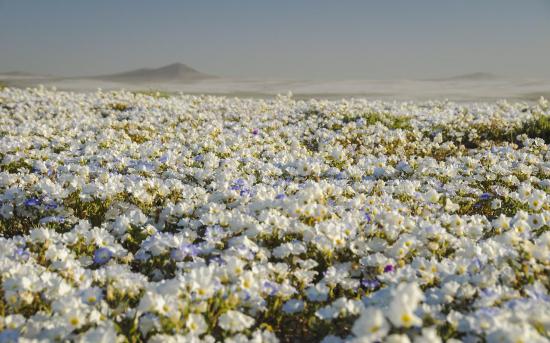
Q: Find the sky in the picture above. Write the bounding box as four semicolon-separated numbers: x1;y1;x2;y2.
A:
0;0;549;80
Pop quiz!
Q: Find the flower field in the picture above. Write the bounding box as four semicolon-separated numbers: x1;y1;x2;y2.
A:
1;87;549;342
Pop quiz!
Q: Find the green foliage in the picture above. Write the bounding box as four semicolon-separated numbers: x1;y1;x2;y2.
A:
361;112;412;130
109;103;130;111
0;217;37;238
133;90;172;99
63;192;113;227
432;112;550;148
305;109;411;130
341;111;412;130
1;158;32;173
472;113;550;145
515;114;550;141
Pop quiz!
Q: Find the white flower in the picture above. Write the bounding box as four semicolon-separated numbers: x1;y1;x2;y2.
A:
492;214;511;232
138;291;166;314
424;189;440;204
387;283;424;328
385;334;412;343
351;307;389;342
186;313;208;335
444;198;459;212
78;323;118;343
413;327;441;343
218;310;255;333
2;86;550;342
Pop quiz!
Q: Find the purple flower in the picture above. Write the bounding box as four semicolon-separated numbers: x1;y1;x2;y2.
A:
44;201;58;210
230;179;252;196
234;178;246;186
93;247;113;265
230;178;246;191
194;154;204;162
14;247;30;261
170;243;200;261
480;193;492;201
229;185;240;191
39;216;65;224
24;198;41;206
229;184;241;191
361;279;380;290
252;128;259;135
263;281;279;296
240;189;251;197
170;248;186;261
275;193;286;200
383;264;394;273
480;288;496;297
186;244;200;256
364;213;372;223
210;256;224;265
335;172;346;180
471;258;483;269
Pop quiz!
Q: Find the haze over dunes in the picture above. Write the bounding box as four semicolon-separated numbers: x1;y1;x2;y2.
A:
1;63;549;101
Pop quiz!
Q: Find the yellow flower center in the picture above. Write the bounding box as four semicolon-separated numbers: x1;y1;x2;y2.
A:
369;325;380;333
401;313;413;327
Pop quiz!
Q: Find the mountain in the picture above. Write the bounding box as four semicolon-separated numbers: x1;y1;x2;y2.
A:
427;72;500;82
91;63;215;83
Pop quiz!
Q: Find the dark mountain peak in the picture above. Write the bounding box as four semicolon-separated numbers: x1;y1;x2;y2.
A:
91;63;215;83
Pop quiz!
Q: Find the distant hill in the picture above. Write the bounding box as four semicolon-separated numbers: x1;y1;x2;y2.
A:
1;71;36;76
0;71;51;78
90;63;215;83
427;72;500;82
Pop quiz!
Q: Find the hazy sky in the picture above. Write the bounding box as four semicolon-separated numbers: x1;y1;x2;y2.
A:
1;0;549;80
